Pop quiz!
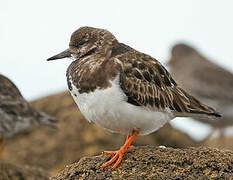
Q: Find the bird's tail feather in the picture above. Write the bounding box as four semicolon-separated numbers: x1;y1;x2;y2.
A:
173;87;221;119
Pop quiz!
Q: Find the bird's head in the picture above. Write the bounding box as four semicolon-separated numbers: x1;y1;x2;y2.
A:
167;43;196;65
47;26;117;61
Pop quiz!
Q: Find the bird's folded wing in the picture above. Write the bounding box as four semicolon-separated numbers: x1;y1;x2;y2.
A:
118;54;220;118
0;99;32;116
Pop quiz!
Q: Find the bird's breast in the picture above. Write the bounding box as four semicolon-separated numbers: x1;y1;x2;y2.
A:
66;57;121;94
68;75;127;122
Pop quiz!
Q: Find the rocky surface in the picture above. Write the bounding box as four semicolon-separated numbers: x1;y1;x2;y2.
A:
1;91;197;174
0;161;49;180
50;146;233;180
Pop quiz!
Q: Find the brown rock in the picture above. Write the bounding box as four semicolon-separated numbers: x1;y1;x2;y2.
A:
50;146;233;180
0;161;49;180
1;91;197;174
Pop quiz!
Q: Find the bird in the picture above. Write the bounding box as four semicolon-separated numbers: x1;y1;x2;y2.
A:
0;74;56;153
47;27;221;169
167;43;233;139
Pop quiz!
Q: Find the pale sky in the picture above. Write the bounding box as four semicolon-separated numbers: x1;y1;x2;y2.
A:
1;0;233;140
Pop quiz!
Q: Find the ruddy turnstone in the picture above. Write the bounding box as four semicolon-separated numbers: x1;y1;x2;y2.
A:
0;74;56;152
47;27;220;169
167;43;232;139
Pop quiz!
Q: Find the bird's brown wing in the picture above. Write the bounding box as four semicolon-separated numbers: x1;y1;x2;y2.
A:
0;99;33;117
118;52;220;118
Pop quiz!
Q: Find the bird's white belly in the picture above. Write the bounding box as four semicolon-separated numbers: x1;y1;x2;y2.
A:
69;76;175;135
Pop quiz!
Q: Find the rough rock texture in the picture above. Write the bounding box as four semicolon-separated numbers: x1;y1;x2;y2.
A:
50;146;233;180
1;91;197;174
0;161;49;180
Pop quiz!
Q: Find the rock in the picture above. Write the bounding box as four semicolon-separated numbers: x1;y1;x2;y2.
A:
50;146;233;180
1;91;197;174
0;161;48;180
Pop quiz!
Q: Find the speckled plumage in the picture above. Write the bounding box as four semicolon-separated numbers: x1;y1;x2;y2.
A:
0;74;56;138
47;26;221;169
167;43;233;129
48;27;220;135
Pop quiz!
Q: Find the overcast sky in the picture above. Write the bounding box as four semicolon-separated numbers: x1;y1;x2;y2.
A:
1;0;233;140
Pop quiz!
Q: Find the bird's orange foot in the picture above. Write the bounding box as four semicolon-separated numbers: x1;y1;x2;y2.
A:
101;130;139;169
102;146;127;169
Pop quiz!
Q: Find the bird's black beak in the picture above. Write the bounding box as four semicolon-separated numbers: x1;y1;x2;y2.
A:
47;49;71;61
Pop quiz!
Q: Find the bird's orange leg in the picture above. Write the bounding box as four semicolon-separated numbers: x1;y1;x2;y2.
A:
126;134;134;149
103;134;135;156
101;130;139;169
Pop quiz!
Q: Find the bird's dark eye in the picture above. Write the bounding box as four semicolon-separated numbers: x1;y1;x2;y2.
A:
77;40;86;46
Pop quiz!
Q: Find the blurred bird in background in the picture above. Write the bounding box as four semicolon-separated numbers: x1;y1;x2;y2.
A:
0;74;57;153
167;43;233;141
